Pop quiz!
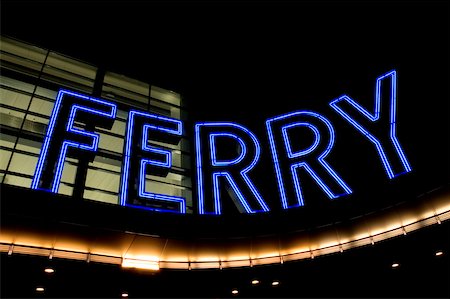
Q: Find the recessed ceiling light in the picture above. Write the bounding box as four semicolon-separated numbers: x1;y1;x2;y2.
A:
435;250;444;256
121;292;129;297
44;268;54;273
36;287;44;292
391;263;400;268
231;289;239;295
251;279;260;285
272;281;280;286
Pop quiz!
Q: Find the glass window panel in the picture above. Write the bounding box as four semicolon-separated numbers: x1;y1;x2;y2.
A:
8;152;38;175
102;85;148;107
150;86;181;106
0;133;16;148
0;52;43;74
109;119;126;136
104;72;149;97
42;66;95;89
84;189;118;205
0;37;47;63
172;150;182;168
148;140;181;151
182;176;192;189
166;172;184;182
170;106;181;119
149;99;171;117
116;109;128;121
85;168;120;193
29;97;55;116
0;107;25;129
0;87;31;110
46;52;97;80
15;138;42;154
184;193;192;204
0;76;35;93
40;74;93;95
98;133;124;154
23;114;48;134
90;156;122;173
144;179;188;198
3;174;32;188
176;152;191;170
58;183;73;196
147;172;191;188
0;149;12;170
35;86;58;101
61;161;77;184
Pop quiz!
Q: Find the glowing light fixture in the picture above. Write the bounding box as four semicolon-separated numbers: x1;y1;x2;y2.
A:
435;251;444;256
122;258;159;271
231;289;239;295
44;268;54;274
251;279;260;285
36;287;44;292
121;292;129;297
272;281;280;286
391;262;400;268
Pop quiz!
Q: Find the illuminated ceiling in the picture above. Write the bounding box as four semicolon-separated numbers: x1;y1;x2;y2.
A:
1;186;449;270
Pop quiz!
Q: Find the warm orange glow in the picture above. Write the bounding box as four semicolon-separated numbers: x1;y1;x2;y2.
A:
192;256;220;262
0;188;448;270
36;287;44;292
435;202;450;215
272;281;280;286
251;279;260;285
44;268;54;273
231;289;239;295
122;258;159;271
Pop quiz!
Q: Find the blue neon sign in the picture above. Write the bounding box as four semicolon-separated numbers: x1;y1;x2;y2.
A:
32;89;116;193
266;111;352;209
31;70;412;214
329;70;412;179
119;110;186;213
195;122;270;214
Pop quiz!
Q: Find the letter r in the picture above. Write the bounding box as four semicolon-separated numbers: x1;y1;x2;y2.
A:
266;111;352;209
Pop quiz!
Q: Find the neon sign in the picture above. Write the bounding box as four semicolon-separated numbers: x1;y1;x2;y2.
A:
119;110;186;213
31;90;117;192
329;70;412;178
31;70;412;214
195;122;270;214
266;111;352;209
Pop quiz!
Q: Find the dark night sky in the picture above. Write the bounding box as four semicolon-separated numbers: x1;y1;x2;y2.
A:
1;0;449;219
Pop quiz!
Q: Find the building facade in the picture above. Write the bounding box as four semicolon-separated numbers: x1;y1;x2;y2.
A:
0;34;449;298
0;36;193;213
